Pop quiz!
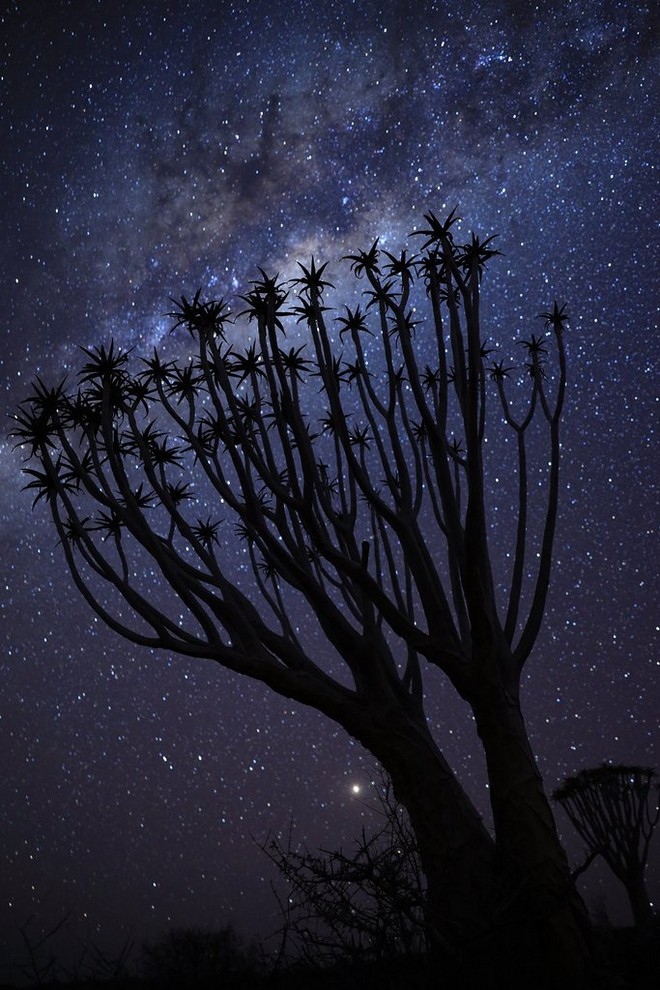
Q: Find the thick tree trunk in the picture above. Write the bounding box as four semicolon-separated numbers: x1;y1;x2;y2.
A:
353;706;498;954
624;869;654;926
472;678;595;987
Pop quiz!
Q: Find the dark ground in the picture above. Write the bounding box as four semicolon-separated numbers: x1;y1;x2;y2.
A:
3;921;659;990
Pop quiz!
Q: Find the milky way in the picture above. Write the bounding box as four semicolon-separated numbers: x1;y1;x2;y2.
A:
1;0;657;976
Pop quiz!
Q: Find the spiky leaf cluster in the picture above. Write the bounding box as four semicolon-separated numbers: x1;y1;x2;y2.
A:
11;210;570;717
553;764;659;912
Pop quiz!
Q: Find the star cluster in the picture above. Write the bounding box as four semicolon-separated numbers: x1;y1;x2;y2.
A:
0;0;657;976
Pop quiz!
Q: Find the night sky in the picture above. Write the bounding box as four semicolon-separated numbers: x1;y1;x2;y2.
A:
1;0;658;978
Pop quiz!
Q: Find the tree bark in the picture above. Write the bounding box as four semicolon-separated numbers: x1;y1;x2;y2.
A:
351;706;498;953
472;674;595;987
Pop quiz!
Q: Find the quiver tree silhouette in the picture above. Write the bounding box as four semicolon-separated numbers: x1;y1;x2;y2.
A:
554;764;659;926
12;209;592;982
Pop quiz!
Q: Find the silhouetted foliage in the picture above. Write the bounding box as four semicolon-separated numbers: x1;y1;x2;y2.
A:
12;209;592;983
16;912;71;986
554;764;659;925
14;909;135;987
141;925;260;989
263;777;428;970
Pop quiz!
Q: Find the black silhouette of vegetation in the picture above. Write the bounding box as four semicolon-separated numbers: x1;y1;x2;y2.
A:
16;911;73;986
12;910;135;988
141;925;260;989
554;764;659;926
262;777;428;971
13;208;594;984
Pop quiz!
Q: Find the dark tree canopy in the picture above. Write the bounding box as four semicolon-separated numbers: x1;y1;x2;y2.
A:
554;764;659;925
12;209;594;984
11;210;567;701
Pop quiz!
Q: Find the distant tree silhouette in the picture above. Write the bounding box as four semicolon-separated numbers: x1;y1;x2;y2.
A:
554;764;659;925
12;209;591;983
141;925;259;989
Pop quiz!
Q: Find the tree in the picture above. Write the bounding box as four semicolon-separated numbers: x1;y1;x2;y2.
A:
141;925;259;989
262;776;428;969
554;764;659;926
12;209;592;982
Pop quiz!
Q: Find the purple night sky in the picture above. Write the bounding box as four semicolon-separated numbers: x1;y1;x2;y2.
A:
1;0;657;978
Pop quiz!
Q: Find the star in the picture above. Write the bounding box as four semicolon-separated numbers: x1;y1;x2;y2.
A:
0;0;656;974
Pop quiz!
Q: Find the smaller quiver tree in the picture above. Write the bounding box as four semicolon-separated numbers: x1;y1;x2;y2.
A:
553;764;659;926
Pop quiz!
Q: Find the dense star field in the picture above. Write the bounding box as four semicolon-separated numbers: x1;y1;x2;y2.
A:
1;0;657;977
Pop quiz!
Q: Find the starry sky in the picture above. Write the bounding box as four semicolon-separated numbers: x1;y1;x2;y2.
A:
1;0;658;978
